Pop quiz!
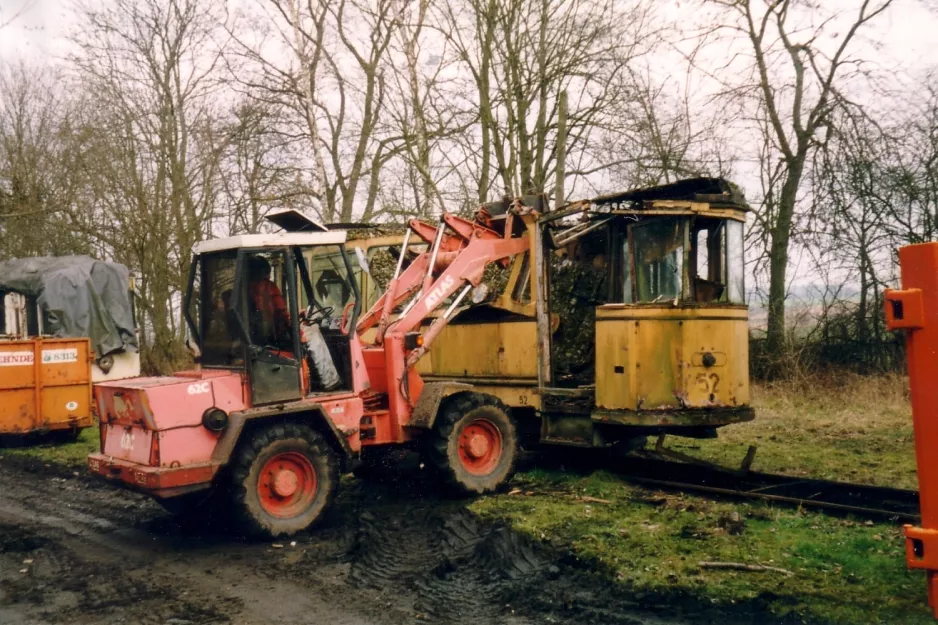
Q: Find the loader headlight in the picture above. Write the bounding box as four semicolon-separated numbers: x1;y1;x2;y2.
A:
201;408;228;432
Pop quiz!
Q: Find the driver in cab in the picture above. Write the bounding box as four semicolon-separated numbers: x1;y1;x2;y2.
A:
247;254;340;391
247;256;291;346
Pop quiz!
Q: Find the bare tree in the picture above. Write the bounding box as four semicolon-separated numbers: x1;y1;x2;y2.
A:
436;0;658;201
66;0;228;372
218;99;316;235
803;110;894;371
599;66;736;189
705;0;894;360
383;0;451;217
0;62;92;259
229;0;407;222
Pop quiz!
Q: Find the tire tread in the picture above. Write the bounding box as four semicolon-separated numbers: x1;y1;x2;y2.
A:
230;422;338;538
426;392;517;495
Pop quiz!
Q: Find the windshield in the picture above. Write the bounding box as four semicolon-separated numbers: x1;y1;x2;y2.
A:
303;246;357;314
619;216;745;305
631;218;685;302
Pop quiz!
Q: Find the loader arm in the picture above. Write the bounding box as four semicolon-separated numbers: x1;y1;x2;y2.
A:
357;210;534;350
356;253;430;336
356;204;536;434
392;233;529;368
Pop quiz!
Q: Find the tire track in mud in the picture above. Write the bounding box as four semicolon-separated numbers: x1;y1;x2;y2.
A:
0;456;782;625
0;459;412;625
348;508;546;624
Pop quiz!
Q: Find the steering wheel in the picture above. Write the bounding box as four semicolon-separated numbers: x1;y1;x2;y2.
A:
304;303;334;324
340;300;355;335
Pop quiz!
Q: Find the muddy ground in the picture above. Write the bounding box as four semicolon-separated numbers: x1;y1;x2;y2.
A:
0;455;789;625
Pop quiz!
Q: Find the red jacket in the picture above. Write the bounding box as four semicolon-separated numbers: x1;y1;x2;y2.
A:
249;279;290;339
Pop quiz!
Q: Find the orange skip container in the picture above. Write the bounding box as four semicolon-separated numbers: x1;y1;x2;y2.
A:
0;337;94;435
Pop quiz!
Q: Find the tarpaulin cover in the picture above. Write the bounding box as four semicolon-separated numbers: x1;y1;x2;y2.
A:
0;256;137;356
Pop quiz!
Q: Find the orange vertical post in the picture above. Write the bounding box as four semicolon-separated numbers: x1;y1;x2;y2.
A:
33;337;43;430
885;242;938;618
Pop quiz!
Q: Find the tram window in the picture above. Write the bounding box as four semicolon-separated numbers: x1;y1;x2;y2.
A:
693;221;726;302
631;218;684;302
620;243;634;303
726;220;745;303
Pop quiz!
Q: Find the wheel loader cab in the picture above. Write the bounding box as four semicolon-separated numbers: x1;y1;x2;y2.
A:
184;235;360;406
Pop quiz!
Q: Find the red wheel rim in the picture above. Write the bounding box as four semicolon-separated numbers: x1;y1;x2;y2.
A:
457;417;503;476
257;451;318;518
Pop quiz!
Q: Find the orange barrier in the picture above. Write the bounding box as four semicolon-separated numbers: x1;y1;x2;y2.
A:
0;337;93;435
886;242;938;619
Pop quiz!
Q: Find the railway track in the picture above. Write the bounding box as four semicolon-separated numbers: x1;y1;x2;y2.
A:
614;454;921;522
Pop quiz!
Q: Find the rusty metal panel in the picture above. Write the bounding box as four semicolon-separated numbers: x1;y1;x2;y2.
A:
635;318;682;409
428;320;538;379
102;422;154;464
680;315;749;408
592;406;755;427
595;315;635;409
594;305;750;412
430;323;501;376
0;341;36;387
0;389;35;433
41;386;92;429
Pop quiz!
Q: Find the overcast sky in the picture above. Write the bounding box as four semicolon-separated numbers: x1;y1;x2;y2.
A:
2;0;937;67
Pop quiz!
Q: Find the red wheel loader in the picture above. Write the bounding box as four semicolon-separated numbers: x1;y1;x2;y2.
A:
88;205;534;536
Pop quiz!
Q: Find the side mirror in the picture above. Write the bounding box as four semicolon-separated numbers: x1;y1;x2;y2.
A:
355;247;371;276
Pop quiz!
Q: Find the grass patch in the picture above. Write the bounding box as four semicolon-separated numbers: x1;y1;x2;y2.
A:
691;374;917;489
0;427;98;469
472;469;929;624
473;374;926;623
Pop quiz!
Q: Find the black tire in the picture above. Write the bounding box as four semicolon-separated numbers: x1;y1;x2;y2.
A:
426;393;518;495
229;423;338;538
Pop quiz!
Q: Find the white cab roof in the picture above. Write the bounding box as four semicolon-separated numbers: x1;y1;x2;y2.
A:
193;231;348;254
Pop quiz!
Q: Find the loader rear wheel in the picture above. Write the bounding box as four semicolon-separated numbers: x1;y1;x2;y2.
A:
230;423;338;538
427;393;518;495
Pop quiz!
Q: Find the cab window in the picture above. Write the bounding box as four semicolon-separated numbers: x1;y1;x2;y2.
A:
189;251;240;366
304;246;358;321
243;250;294;349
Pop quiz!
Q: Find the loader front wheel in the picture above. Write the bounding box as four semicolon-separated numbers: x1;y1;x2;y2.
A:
230;423;338;538
427;393;518;495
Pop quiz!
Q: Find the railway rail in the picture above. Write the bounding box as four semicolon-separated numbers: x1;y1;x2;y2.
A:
613;453;920;522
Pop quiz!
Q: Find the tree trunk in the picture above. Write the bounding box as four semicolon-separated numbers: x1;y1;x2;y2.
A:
765;158;805;360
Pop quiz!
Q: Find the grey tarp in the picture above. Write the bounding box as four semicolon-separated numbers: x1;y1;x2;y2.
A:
0;256;137;356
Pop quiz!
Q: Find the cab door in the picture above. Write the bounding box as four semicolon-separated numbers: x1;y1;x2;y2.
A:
234;248;303;406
